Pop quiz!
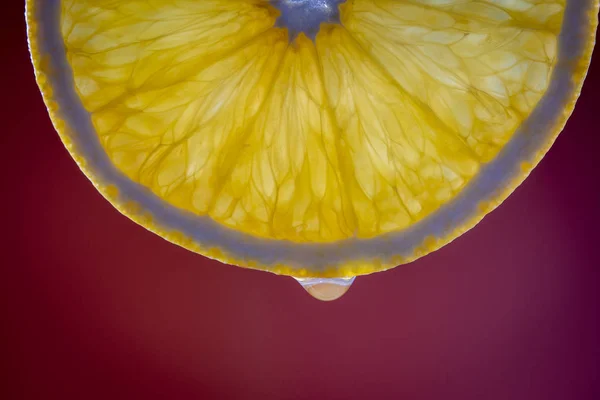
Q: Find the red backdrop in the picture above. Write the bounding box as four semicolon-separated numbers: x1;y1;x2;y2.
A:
2;3;599;399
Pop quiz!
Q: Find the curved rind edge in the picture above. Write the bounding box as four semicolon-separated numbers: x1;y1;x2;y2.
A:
26;0;599;278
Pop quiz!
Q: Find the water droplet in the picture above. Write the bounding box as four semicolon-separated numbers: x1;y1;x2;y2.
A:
295;276;355;301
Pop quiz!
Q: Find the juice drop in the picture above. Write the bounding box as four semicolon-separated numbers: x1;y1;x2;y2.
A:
295;277;355;301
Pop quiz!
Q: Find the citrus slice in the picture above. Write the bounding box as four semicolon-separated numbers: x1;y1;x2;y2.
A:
28;0;598;278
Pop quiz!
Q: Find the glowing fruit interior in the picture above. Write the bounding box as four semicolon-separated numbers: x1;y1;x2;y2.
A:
58;0;566;244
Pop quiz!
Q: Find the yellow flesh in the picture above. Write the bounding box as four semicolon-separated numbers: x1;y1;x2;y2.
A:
61;0;564;243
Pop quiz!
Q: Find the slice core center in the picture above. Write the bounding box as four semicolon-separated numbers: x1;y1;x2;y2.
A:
272;0;345;39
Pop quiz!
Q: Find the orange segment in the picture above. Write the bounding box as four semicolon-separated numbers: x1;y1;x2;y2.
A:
341;0;564;161
316;25;480;236
209;34;355;241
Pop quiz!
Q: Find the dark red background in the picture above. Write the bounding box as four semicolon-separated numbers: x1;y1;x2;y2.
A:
2;3;600;399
